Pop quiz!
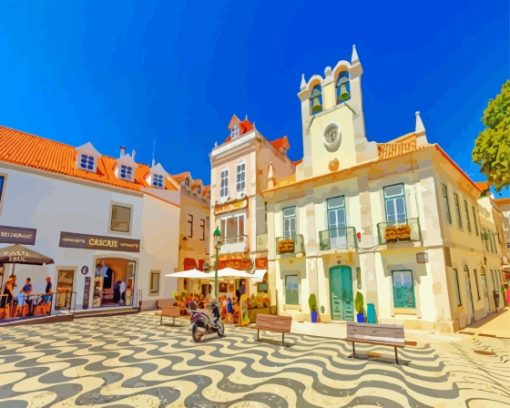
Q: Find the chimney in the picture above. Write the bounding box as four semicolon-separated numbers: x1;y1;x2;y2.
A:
120;146;126;157
131;149;136;161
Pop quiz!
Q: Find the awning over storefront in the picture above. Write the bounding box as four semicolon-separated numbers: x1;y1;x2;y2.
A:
0;244;54;265
165;269;214;279
217;268;266;282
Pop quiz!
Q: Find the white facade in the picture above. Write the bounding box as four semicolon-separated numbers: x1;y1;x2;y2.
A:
0;161;180;312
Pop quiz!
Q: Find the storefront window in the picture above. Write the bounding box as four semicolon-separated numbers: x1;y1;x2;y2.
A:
285;275;299;304
150;271;160;295
391;270;415;308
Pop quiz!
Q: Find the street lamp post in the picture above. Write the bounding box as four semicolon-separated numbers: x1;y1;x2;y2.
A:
213;227;222;299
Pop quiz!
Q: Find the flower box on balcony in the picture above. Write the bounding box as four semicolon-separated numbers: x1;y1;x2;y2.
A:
278;239;295;254
397;224;411;241
384;225;398;243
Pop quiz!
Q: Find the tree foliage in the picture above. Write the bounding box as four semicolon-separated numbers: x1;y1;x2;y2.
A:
472;80;510;192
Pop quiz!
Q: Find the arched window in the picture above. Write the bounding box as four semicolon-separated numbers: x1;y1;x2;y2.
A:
336;71;350;103
310;85;322;114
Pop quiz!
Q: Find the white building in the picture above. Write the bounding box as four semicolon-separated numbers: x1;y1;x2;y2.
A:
0;125;181;314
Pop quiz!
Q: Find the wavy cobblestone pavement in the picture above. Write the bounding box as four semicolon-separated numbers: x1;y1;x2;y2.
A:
0;312;509;407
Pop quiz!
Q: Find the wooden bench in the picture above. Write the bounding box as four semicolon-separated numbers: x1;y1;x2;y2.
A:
253;314;292;346
345;322;406;364
159;306;181;326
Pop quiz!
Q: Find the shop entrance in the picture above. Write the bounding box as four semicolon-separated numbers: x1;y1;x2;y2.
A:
56;269;75;310
93;258;136;308
329;265;354;321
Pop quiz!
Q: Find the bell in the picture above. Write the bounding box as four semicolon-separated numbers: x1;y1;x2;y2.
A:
311;97;322;113
339;83;350;101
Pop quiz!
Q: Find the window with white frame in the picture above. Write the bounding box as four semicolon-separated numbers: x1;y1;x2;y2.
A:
220;169;229;199
463;200;471;233
152;174;164;188
0;175;4;204
236;161;246;193
453;193;462;229
231;125;239;140
453;268;462;306
283;206;296;239
384;184;407;224
79;154;96;171
119;165;133;181
111;204;131;233
220;213;245;244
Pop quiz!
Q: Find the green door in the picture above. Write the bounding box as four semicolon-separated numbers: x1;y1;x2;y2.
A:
329;266;354;321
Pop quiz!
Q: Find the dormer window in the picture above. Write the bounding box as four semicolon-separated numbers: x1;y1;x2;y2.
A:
79;154;95;171
119;165;133;181
185;178;191;188
231;125;240;140
196;186;201;194
152;174;164;188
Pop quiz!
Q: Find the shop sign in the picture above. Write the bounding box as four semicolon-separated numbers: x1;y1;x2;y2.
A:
218;258;252;270
0;225;36;245
278;239;295;254
214;197;248;215
59;231;140;253
255;257;268;268
82;277;91;309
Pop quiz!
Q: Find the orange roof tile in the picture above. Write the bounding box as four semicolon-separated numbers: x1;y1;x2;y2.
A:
172;172;191;183
377;139;417;159
293;159;303;166
495;198;510;206
224;115;255;143
0;125;177;192
270;136;290;152
475;181;490;191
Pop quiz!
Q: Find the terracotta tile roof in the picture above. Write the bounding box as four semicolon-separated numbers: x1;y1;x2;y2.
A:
270;136;290;153
293;159;303;166
377;138;418;160
224;115;255;143
475;181;490;191
0;125;177;192
495;198;510;206
172;172;190;183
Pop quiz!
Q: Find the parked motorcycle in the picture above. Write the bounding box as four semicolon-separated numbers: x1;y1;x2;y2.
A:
188;299;225;342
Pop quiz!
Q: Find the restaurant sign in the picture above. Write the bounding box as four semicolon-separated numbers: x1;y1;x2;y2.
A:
0;225;36;245
214;197;248;215
218;258;252;270
59;232;140;253
255;257;268;268
278;239;295;254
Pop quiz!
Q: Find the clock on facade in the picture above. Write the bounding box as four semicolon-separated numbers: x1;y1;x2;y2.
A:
81;265;89;275
323;124;341;151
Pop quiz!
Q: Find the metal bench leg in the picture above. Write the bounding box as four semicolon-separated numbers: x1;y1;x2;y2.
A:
257;329;260;342
282;333;284;346
160;314;163;325
173;317;176;326
352;342;356;359
394;347;399;365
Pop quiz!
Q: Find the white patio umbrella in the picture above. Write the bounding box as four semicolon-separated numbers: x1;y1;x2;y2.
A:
164;269;214;279
216;268;266;282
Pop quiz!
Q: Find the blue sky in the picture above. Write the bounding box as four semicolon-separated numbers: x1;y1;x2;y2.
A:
0;0;508;196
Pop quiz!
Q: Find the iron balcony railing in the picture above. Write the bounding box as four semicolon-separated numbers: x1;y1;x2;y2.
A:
275;234;305;255
256;233;268;251
377;218;421;245
319;226;358;250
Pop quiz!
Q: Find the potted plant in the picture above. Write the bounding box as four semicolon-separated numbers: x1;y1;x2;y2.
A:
355;291;365;323
309;293;318;323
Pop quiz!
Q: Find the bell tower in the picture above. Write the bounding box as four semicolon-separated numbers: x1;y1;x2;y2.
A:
296;45;377;180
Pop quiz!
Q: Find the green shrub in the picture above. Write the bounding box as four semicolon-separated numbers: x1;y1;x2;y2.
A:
308;294;318;312
355;291;365;315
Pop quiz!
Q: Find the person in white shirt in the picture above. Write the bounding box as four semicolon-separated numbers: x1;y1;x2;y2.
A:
119;280;126;305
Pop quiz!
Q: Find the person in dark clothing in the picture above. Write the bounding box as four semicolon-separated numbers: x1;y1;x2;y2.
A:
113;281;120;303
1;274;16;308
44;276;53;303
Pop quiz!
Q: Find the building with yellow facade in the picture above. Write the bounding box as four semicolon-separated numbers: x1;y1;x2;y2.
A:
263;46;507;332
